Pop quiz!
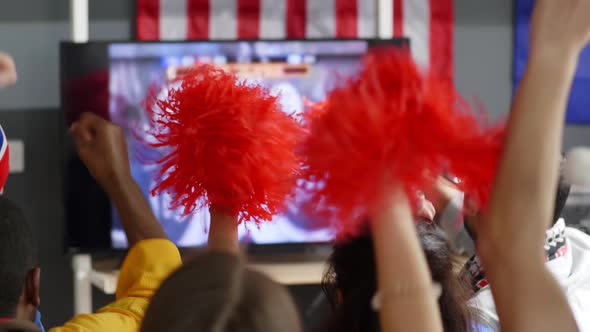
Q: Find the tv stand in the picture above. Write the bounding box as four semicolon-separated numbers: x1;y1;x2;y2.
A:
71;253;326;314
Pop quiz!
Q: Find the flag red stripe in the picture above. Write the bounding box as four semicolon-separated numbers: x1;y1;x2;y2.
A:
238;0;261;39
429;0;453;80
287;0;306;38
137;0;160;40
393;0;403;37
187;0;211;39
335;0;357;38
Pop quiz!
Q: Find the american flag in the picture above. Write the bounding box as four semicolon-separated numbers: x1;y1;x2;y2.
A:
136;0;454;79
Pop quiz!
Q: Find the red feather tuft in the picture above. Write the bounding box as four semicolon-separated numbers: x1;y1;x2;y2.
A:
146;65;304;224
302;50;505;235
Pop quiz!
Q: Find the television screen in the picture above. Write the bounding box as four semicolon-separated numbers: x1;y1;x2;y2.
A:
61;39;408;251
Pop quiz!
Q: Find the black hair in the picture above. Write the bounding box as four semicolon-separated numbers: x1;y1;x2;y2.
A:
0;196;36;317
322;222;475;332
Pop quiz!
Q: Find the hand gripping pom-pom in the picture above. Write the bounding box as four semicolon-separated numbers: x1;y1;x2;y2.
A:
145;65;304;224
301;51;505;235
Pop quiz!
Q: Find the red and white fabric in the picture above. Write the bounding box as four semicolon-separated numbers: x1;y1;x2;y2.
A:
137;0;453;78
0;125;10;193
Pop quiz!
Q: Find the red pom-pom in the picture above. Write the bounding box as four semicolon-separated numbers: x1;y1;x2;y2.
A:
146;65;304;224
302;51;505;234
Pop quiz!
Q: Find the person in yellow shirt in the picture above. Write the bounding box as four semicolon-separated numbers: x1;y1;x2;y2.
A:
49;113;182;332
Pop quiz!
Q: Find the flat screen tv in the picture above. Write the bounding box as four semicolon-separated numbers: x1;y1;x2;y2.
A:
61;38;408;252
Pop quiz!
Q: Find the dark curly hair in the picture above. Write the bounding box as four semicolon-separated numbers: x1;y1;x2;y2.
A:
321;222;476;332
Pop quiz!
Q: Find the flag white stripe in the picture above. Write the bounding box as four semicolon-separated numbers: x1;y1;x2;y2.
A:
260;0;286;39
160;0;188;40
358;0;377;38
378;0;393;39
306;0;336;38
403;0;430;69
210;0;238;39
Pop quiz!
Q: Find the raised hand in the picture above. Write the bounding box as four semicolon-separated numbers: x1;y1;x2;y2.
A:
0;52;17;88
70;112;167;245
69;112;131;195
476;0;590;331
530;0;590;56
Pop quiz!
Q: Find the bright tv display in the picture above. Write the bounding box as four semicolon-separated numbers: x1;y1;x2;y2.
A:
61;39;408;251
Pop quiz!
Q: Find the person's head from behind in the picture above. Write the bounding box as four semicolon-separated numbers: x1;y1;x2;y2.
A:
141;252;302;332
464;159;571;241
322;222;474;332
0;196;39;321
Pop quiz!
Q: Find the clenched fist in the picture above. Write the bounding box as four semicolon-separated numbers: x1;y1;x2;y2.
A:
69;112;131;194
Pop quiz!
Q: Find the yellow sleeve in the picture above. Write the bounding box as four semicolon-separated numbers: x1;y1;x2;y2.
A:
49;239;181;332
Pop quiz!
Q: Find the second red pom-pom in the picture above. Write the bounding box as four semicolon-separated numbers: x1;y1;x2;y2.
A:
301;50;505;235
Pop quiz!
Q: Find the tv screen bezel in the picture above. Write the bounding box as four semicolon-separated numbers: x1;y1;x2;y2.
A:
60;38;410;255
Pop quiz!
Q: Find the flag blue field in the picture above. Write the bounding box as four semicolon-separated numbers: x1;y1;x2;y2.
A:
515;0;590;123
